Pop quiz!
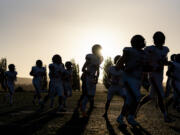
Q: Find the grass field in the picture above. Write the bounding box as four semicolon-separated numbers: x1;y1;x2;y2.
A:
0;84;180;135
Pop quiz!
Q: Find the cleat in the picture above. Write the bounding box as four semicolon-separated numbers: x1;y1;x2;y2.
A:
117;116;127;127
127;115;139;126
102;113;107;118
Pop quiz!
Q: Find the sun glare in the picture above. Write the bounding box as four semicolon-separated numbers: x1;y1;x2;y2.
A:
83;31;121;59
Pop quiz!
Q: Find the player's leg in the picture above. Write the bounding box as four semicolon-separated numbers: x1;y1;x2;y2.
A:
125;78;141;126
69;84;72;97
32;82;37;104
78;80;86;107
63;83;67;108
135;77;157;117
151;77;173;122
33;94;37;105
57;84;66;112
40;82;52;109
81;77;92;117
8;84;14;106
165;78;172;97
63;90;68;108
58;96;66;111
81;95;88;117
117;88;130;126
89;83;96;110
103;86;114;117
135;94;152;118
89;96;94;110
49;91;57;108
172;81;180;111
35;83;42;105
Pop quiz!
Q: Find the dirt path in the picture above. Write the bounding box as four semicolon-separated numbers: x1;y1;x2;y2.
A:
0;90;180;135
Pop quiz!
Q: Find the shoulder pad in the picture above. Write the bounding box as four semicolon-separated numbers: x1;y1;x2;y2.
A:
85;54;93;61
123;47;131;52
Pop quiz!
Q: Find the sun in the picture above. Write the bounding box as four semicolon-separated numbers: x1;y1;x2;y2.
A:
84;33;118;59
101;45;115;59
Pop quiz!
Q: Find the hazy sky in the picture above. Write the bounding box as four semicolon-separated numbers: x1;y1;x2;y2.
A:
0;0;180;79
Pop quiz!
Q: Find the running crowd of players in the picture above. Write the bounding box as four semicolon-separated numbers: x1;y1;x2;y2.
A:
1;31;180;127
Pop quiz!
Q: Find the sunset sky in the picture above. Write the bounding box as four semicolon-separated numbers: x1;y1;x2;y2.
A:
0;0;180;80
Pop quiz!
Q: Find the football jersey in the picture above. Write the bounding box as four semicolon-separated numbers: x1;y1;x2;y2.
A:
5;71;17;83
64;69;72;82
85;54;103;76
49;63;65;82
31;66;46;81
145;45;169;72
172;62;180;81
108;66;124;86
123;47;145;79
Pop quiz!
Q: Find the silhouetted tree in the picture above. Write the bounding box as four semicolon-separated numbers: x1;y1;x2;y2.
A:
0;58;7;91
103;57;113;89
0;58;7;71
71;59;80;91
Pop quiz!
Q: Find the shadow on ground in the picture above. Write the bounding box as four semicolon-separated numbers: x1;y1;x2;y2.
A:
55;105;93;135
130;124;151;135
0;108;63;135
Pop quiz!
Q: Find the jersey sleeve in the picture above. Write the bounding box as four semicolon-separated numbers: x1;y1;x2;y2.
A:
122;47;131;61
49;64;54;72
15;71;17;76
164;46;170;54
85;54;92;63
123;47;130;54
30;67;35;76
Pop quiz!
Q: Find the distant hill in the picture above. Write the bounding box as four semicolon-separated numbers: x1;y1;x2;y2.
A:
16;77;32;85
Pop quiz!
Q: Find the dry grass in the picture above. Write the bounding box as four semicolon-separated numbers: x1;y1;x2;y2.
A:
0;84;179;135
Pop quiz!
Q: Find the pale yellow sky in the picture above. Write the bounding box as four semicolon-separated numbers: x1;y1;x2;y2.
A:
0;0;180;81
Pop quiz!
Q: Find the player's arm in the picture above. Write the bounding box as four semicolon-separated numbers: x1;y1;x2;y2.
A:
160;56;169;66
164;56;169;65
30;68;34;76
166;62;174;78
49;64;55;77
95;68;100;83
116;50;126;70
41;67;46;76
82;55;91;73
107;67;113;85
163;47;170;66
82;61;88;73
14;72;17;81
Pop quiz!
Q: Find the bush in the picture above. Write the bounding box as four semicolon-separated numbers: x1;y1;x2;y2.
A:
103;57;113;89
71;59;80;91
